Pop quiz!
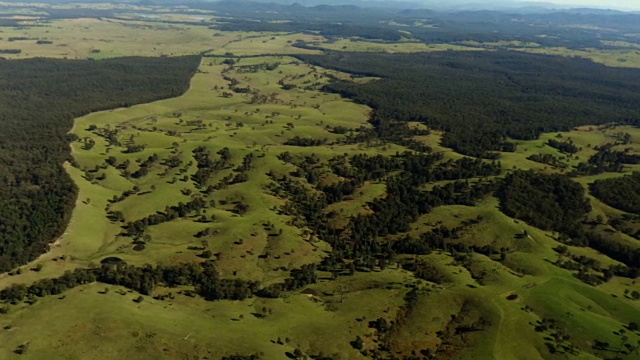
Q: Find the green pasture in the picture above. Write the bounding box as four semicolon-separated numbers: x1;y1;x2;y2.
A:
316;38;483;53
0;269;421;359
0;18;225;59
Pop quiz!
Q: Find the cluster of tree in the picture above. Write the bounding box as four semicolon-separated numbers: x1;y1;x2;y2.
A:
407;261;450;284
8;37;36;42
89;126;120;147
526;153;567;169
323;152;500;204
590;172;640;214
297;51;640;158
533;318;578;356
545;229;638;275
0;261;259;303
271;150;500;269
284;136;327;147
0;56;200;272
496;171;591;233
162;154;183;170
496;171;640;274
192;146;220;187
123;197;208;238
234;153;255;173
350;179;496;245
123;144;146;154
392;221;509;262
256;264;317;298
131;153;159;179
221;355;261;360
341;118;431;153
0;260;322;304
235;62;280;73
577;231;640;271
108;187;138;205
320;151;441;203
547;138;579;154
191;146;233;188
572;144;640;175
553;245;613;286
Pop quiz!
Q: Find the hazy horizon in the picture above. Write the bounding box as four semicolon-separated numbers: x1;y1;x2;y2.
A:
320;0;640;11
412;0;640;11
515;0;640;10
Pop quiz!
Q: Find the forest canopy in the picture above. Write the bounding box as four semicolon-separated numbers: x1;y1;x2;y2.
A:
590;172;640;215
297;50;640;157
0;55;200;272
496;171;591;232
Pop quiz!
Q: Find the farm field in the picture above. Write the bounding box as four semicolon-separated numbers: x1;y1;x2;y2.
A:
314;39;483;53
0;14;323;60
0;4;639;360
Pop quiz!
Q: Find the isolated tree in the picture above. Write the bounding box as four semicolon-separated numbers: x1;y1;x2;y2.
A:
351;336;364;350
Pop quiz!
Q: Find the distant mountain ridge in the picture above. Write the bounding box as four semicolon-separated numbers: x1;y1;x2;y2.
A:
239;0;639;12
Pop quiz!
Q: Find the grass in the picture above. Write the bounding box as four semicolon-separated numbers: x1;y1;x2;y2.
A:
0;14;324;59
526;277;640;354
0;18;264;59
316;38;483;53
0;272;414;359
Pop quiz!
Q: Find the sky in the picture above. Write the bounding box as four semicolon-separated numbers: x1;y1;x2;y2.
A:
407;0;640;11
513;0;640;10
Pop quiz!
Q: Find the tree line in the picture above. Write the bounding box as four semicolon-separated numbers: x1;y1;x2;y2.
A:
0;56;200;272
0;260;317;304
297;50;640;158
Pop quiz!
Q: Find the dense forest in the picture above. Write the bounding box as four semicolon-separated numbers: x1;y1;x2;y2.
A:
0;56;200;272
497;171;591;233
297;50;640;157
590;172;640;214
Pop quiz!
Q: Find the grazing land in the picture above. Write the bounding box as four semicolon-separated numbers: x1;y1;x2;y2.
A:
0;2;639;360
